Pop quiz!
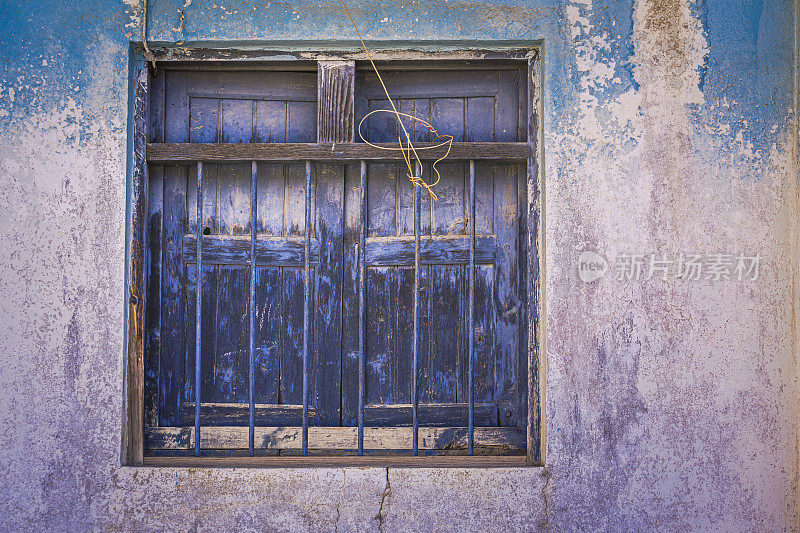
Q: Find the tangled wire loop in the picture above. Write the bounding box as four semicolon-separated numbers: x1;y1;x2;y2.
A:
358;110;453;202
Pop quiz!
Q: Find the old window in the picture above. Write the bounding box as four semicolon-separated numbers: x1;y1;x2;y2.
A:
125;49;543;467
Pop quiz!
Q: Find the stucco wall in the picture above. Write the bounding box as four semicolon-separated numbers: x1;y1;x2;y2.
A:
0;0;798;530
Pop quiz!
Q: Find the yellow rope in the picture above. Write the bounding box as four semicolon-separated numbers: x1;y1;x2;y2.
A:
339;0;452;201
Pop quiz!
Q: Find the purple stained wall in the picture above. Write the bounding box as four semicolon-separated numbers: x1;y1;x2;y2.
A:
0;0;797;530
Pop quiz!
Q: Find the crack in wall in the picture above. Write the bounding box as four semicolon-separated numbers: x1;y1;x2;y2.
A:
541;467;551;532
175;0;192;43
374;468;392;532
333;469;346;533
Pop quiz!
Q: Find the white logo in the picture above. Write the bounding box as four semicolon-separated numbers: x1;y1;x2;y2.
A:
578;251;608;282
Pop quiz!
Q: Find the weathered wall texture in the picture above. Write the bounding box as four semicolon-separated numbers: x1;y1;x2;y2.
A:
0;0;797;530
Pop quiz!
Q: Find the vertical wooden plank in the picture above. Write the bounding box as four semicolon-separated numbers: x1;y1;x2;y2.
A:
218;163;250;236
144;163;162;428
184;160;218;409
285;163;313;237
190;98;220;143
496;69;520;142
215;266;247;403
317;61;355;143
341;163;360;426
149;68;165;143
365;161;396;406
353;71;368;141
358;161;366;454
431;98;465;141
399;99;417;143
397;163;431;237
474;265;495;403
462;163;495;406
518;66;528;142
187;163;218;235
253;266;282;403
315;63;349;427
493;164;520;429
527;53;543;465
367;163;396;237
412;160;421;454
255;101;287;143
253;161;284;405
468;160;475;455
426;265;459;403
432;161;466;236
222;99;254;143
159;67;191;428
459;268;468;404
281;165;316;413
252;162;283;405
475;162;494;235
467;97;495;142
420;265;432;403
393;267;414;404
184;263;217;403
281;267;308;405
163;70;189;143
145;68;166;429
313;164;345;426
366;266;393;404
127;61;148;464
215;158;251;404
366;97;395;143
289;101;317;142
412;99;433;142
159;164;187;426
256;163;286;235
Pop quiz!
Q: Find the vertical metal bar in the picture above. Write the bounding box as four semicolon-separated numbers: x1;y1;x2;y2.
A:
302;161;311;456
194;161;203;457
358;160;367;456
468;160;476;455
249;161;257;457
412;160;421;456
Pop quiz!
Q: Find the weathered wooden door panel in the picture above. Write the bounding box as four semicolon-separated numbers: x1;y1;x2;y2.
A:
158;164;187;426
355;68;525;142
164;70;317;143
492;163;523;428
312;164;346;426
341;67;528;430
180;165;323;394
338;157;522;427
154;69;323;426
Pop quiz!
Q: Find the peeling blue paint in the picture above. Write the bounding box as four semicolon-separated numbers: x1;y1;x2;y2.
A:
691;0;710;90
697;0;794;151
0;1;131;113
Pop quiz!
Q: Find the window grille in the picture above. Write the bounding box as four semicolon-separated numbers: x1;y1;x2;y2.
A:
126;49;543;467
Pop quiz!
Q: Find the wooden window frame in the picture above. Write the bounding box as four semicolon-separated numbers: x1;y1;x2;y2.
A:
123;45;545;468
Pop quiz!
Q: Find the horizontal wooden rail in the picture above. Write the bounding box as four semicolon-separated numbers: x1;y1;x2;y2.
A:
145;426;525;451
178;402;498;427
179;403;314;426
366;235;497;265
184;235;320;266
146;142;529;162
184;235;498;266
